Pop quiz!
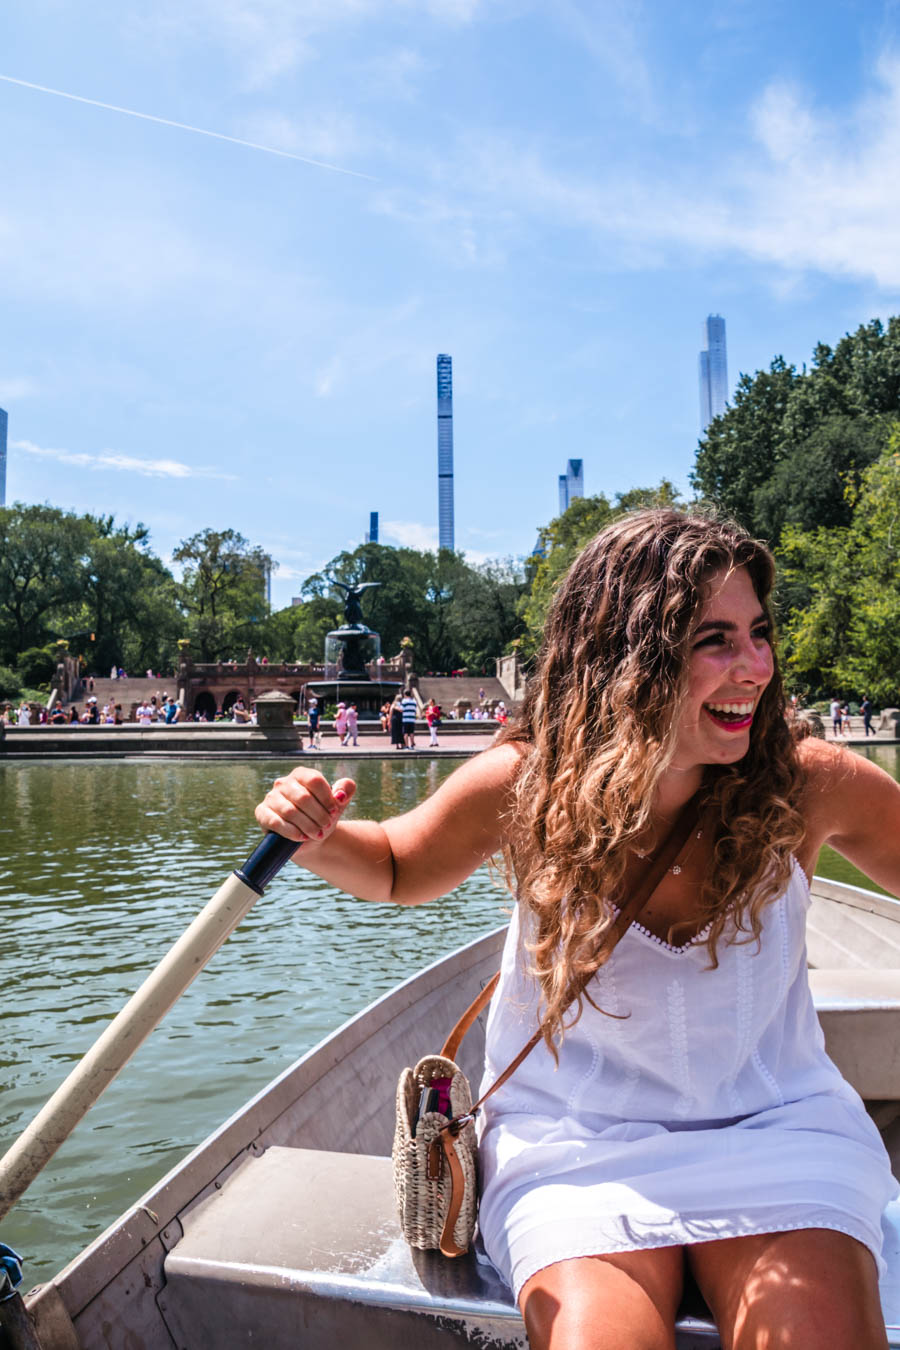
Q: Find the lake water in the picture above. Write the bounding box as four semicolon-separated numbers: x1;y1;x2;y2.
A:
1;746;898;1283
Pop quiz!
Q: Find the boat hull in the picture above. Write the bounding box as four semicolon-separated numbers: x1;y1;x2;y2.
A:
23;879;900;1349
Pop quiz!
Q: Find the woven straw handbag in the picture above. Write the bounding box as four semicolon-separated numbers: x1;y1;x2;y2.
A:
391;793;700;1259
393;1049;479;1257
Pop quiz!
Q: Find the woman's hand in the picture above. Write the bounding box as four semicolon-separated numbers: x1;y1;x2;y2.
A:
255;767;357;847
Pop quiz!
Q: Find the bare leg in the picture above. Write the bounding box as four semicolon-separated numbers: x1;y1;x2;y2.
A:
689;1227;887;1350
519;1247;684;1350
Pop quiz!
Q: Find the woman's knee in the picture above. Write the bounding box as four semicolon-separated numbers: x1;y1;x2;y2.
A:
689;1228;887;1350
519;1248;684;1350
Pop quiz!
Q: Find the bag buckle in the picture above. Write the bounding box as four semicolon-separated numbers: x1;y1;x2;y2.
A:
443;1110;476;1137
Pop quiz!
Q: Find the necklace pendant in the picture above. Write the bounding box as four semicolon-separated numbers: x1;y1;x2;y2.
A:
671;864;682;875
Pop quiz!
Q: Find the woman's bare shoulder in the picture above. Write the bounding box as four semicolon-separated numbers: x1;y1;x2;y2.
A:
795;734;900;867
795;733;853;784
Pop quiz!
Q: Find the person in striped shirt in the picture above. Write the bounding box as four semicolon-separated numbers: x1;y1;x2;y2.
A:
401;689;418;748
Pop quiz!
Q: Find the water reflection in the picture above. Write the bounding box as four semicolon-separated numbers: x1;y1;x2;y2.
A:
0;757;508;1278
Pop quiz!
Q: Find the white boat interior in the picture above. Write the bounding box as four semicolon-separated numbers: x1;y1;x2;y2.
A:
21;876;900;1350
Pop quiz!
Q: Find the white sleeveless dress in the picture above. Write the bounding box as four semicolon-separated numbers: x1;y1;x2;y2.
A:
476;862;899;1301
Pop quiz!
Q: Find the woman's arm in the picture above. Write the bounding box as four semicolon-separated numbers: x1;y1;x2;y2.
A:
797;737;900;896
254;741;524;906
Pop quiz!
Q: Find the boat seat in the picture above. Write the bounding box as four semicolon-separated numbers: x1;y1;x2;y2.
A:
162;1146;900;1349
810;968;900;1098
161;1146;723;1349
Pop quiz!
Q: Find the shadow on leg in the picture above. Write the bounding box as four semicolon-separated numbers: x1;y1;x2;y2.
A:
519;1246;685;1350
688;1227;888;1350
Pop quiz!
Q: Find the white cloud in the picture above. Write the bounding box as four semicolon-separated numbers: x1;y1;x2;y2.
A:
360;47;430;101
142;0;482;89
384;53;900;292
311;296;424;398
383;519;438;550
553;0;656;121
13;439;236;480
238;108;369;164
425;0;482;22
0;377;38;402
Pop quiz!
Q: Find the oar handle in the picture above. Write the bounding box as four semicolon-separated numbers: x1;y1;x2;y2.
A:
235;831;300;893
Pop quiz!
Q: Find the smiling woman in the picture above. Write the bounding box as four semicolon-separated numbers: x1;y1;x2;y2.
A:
680;566;774;752
258;508;900;1350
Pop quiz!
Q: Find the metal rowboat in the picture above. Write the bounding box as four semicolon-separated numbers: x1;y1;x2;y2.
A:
13;875;900;1349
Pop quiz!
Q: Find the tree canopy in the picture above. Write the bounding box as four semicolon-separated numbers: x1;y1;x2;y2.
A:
692;318;900;547
7;311;900;707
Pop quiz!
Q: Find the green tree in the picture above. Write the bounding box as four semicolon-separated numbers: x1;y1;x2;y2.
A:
754;415;889;544
520;494;616;655
692;317;900;546
73;517;181;674
614;479;683;513
0;666;22;701
287;592;342;663
448;558;527;672
15;644;57;688
173;529;274;662
779;430;900;702
691;357;797;534
292;542;527;675
0;505;93;665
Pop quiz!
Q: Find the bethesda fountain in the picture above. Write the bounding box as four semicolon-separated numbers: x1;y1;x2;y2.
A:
304;580;403;720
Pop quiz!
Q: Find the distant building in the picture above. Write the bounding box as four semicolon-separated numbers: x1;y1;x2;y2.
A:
436;354;454;551
0;407;7;508
365;511;379;544
558;458;584;514
699;314;728;432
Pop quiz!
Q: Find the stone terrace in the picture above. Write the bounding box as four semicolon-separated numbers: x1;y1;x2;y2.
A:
415;675;509;709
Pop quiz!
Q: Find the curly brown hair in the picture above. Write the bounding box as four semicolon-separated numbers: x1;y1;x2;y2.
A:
498;508;805;1051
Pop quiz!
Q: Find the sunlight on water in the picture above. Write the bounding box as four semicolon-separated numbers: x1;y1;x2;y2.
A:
0;757;509;1279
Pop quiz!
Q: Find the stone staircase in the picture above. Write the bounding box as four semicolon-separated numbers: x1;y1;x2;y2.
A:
68;675;178;708
414;675;509;710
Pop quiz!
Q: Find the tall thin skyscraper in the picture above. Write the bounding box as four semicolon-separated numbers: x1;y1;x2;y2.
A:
365;511;379;544
699;315;728;432
436;354;454;551
558;458;584;514
0;407;7;508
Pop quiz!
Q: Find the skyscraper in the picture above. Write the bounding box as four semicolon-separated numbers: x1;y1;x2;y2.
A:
558;458;584;514
436;354;454;552
0;407;7;508
365;511;379;544
699;315;728;432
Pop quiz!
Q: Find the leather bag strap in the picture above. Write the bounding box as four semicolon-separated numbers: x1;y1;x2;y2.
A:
440;972;500;1061
438;1133;467;1258
442;794;702;1125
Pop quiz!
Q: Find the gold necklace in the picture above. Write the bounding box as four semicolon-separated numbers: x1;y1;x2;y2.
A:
635;825;704;874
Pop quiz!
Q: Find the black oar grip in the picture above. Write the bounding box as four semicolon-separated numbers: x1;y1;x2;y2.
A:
234;832;301;895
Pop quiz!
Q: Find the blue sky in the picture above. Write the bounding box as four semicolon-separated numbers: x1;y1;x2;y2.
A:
3;0;900;610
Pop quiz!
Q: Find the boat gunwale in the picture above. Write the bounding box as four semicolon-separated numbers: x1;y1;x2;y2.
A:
809;875;900;922
40;924;506;1317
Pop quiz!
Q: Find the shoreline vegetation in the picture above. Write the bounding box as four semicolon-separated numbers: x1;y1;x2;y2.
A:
2;319;900;709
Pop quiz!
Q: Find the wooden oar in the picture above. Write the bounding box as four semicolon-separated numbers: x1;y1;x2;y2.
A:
0;831;298;1222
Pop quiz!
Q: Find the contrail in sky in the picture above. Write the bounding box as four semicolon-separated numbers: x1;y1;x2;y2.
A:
0;74;377;181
